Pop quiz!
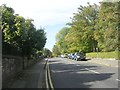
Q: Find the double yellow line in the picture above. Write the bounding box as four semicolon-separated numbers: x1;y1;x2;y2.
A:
45;60;54;90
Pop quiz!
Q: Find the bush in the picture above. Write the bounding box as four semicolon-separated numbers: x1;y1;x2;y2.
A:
86;51;120;60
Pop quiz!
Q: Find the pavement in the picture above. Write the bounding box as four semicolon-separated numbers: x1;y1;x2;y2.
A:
87;58;119;67
3;59;47;88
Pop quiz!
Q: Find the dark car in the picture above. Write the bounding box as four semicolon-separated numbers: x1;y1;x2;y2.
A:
74;52;86;61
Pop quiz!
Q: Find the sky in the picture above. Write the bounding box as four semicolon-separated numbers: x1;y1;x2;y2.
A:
0;0;103;51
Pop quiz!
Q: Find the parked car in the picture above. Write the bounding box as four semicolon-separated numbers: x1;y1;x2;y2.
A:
61;53;68;58
74;52;86;61
61;54;65;58
69;53;75;59
64;53;68;58
67;54;71;59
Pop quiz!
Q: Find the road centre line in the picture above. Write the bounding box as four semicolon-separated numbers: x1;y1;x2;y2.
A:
76;65;80;66
85;68;100;74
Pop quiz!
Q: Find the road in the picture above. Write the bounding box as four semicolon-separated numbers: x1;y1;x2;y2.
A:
48;57;119;88
4;57;119;89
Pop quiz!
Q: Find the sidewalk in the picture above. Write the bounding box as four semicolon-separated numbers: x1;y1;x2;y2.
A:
4;59;46;88
87;58;119;67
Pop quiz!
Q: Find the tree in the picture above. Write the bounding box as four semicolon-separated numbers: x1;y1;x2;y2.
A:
2;5;47;68
34;29;47;51
65;3;99;52
56;27;70;53
52;45;61;57
54;2;119;53
43;48;52;58
94;2;119;51
1;4;19;55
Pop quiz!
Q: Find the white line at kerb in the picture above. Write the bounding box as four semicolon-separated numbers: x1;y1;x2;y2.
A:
85;68;100;74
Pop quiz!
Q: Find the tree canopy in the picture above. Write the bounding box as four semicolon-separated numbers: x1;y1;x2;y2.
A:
1;4;47;58
53;2;119;56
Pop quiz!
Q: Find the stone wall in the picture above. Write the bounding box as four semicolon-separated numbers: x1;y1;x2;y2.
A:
2;55;44;88
2;55;23;87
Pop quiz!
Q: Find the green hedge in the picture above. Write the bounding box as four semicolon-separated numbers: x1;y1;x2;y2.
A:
86;51;120;60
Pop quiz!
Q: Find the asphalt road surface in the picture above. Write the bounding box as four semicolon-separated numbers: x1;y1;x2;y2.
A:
49;57;119;89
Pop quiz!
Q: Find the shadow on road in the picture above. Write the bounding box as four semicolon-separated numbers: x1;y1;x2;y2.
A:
49;58;117;89
85;58;91;61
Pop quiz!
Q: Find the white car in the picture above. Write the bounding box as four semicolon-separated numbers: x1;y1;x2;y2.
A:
61;54;65;58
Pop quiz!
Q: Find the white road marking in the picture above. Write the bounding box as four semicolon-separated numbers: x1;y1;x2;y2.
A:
76;65;80;66
116;79;120;81
51;70;73;73
52;68;100;74
51;70;56;73
85;68;100;74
